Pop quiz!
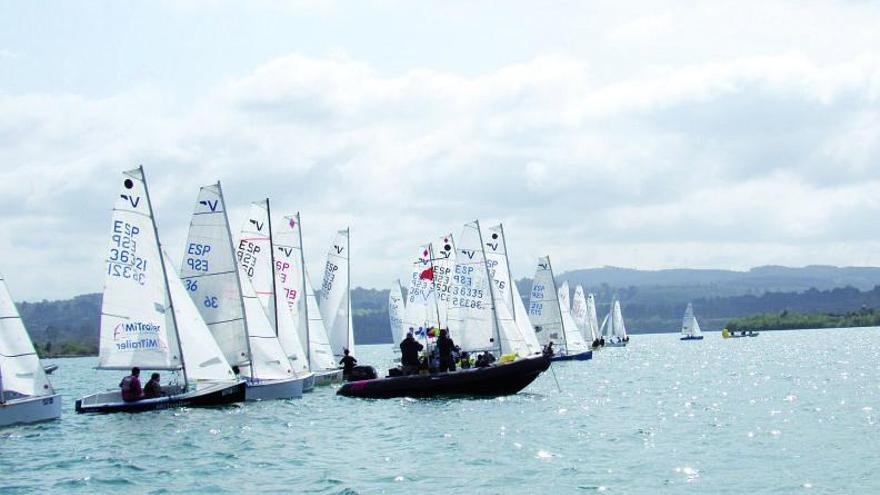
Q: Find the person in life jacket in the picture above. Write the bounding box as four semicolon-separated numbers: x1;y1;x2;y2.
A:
119;367;144;402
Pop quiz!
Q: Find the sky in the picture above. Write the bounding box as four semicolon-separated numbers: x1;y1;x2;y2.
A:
2;0;880;301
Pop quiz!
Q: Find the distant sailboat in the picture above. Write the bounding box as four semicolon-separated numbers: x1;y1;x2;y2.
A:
600;298;629;347
0;273;61;426
273;213;342;386
528;257;592;361
571;284;601;348
680;303;704;341
76;168;245;414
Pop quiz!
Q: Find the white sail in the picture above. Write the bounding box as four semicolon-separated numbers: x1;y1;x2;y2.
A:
273;214;336;371
403;244;436;334
681;303;702;337
99;168;181;371
179;184;249;368
483;224;541;355
0;274;53;397
448;221;498;353
612;299;628;339
319;228;352;357
236;201;296;380
528;257;588;354
431;233;456;330
162;251;235;382
587;293;600;341
388;279;406;348
559;281;590;352
599;311;611;338
571;284;589;340
528;257;563;348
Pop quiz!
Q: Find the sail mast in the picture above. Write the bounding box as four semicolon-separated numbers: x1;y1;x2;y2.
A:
140;165;188;388
546;256;568;354
476;220;503;355
266;199;281;337
218;181;254;374
295;213;312;368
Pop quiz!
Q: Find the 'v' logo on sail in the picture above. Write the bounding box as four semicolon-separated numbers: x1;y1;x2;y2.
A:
249;219;263;231
199;199;219;212
120;194;140;208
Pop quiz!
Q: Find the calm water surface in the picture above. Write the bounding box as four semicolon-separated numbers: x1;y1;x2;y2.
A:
3;328;880;494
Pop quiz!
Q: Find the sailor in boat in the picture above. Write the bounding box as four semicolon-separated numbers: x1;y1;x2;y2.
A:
399;332;424;375
437;329;456;373
339;348;357;378
119;367;144;402
542;341;555;357
143;373;162;399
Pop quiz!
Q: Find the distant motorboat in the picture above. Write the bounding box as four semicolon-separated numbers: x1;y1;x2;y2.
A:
680;303;704;341
43;364;59;375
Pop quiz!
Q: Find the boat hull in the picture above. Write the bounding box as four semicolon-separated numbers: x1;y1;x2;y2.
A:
337;354;551;399
75;381;245;414
605;341;628;347
301;372;316;393
680;335;704;341
314;368;344;386
550;350;593;362
0;394;62;426
244;375;305;401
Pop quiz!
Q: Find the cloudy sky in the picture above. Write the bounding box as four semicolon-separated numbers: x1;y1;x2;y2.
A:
2;0;880;301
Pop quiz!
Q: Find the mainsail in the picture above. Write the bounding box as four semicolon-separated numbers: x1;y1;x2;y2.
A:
0;273;53;397
388;280;406;349
611;299;628;340
319;228;353;358
273;213;336;371
179;184;249;368
528;257;588;354
99;168;182;372
586;293;600;341
448;221;499;353
483;224;541;356
572;285;598;342
681;303;702;337
403;244;436;333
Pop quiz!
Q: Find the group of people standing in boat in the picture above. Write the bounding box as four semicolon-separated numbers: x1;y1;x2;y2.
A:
398;328;497;375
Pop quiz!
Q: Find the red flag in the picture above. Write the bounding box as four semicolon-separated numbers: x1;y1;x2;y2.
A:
419;267;434;280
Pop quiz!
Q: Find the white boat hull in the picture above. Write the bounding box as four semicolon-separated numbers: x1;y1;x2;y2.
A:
0;394;62;427
314;368;343;386
244;375;305;401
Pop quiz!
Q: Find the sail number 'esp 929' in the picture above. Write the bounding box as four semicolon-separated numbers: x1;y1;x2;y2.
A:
107;220;148;285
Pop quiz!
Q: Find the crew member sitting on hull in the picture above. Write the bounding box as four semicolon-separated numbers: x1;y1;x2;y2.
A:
120;367;144;402
437;329;456;373
143;373;162;399
339;348;357;378
399;332;424;375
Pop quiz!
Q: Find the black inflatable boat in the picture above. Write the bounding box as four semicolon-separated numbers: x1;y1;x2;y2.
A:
337;354;551;399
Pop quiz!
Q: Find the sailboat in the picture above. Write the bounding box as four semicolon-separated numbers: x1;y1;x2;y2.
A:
273;213;343;385
230;199;312;397
528;258;593;361
319;228;354;359
337;220;550;399
571;284;598;347
76;168;245;414
1;273;61;426
680;303;704;340
483;224;542;358
600;298;629;347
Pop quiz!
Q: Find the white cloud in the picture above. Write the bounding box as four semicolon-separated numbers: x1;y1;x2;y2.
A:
3;2;880;300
